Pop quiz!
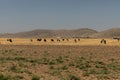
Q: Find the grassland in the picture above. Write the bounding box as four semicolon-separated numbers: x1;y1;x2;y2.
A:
0;38;120;46
0;45;120;80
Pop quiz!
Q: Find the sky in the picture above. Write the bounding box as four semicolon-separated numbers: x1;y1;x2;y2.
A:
0;0;120;33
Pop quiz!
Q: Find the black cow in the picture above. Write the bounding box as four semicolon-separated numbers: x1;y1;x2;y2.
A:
37;39;42;41
44;39;47;42
62;39;65;41
113;38;120;42
7;39;12;43
51;39;54;42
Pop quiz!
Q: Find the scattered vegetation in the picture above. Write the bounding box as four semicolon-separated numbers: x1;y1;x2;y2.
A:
0;74;12;80
31;75;40;80
0;45;120;80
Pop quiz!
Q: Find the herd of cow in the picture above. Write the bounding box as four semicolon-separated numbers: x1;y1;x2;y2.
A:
5;38;120;44
35;38;80;43
5;37;120;45
6;38;80;43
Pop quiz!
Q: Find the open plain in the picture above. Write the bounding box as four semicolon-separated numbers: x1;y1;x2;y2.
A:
0;39;120;80
0;38;120;46
0;0;120;80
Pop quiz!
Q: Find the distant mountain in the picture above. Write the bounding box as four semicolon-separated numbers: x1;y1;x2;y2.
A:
91;28;120;38
0;28;97;38
1;28;120;38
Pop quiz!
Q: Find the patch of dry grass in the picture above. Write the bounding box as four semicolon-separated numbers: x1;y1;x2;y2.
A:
0;38;120;46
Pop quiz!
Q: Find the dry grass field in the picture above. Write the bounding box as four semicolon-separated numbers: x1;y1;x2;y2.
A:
0;38;120;46
0;45;120;80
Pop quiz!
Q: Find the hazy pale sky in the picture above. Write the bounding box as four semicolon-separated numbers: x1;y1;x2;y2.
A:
0;0;120;33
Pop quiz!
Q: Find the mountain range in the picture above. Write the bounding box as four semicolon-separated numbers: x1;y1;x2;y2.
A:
0;28;120;38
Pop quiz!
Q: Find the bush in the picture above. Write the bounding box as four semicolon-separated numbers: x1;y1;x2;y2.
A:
69;75;80;80
0;74;12;80
32;75;40;80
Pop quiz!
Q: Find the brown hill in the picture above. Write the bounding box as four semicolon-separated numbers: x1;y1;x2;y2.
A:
0;28;97;38
91;28;120;38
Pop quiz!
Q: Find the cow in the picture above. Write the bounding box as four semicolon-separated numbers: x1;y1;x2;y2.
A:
30;39;33;42
113;38;120;42
74;39;77;43
7;39;12;43
62;39;65;41
37;38;42;41
44;39;47;42
66;39;69;41
100;39;106;44
78;38;80;41
57;39;60;42
51;39;54;42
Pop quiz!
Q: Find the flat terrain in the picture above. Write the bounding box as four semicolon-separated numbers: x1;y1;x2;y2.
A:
0;38;120;46
0;45;120;80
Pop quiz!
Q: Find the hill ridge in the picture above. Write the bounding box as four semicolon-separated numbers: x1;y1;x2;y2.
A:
0;28;120;38
0;28;97;38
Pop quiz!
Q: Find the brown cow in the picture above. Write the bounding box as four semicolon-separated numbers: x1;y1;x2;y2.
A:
57;39;60;42
74;39;77;43
30;39;33;42
78;38;80;41
101;39;106;44
66;39;69;41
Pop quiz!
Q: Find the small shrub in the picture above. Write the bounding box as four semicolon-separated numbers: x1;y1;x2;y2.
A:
82;71;90;77
10;66;22;73
49;69;61;76
100;68;110;74
40;58;49;65
14;75;24;79
49;60;56;65
60;65;68;70
95;61;105;68
49;65;54;69
0;74;12;80
69;75;80;80
68;62;75;66
89;69;98;74
24;69;32;75
56;56;63;63
32;75;40;80
19;50;23;53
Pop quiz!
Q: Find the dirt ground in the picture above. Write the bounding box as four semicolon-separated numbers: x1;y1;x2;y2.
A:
0;45;120;80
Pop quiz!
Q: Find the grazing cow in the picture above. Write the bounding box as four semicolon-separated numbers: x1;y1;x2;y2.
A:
118;39;120;42
78;38;80;41
51;39;54;42
101;39;106;44
44;39;47;42
74;39;77;43
37;38;42;41
30;39;33;42
62;39;65;41
113;38;120;42
57;39;60;42
66;39;69;41
7;39;12;43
